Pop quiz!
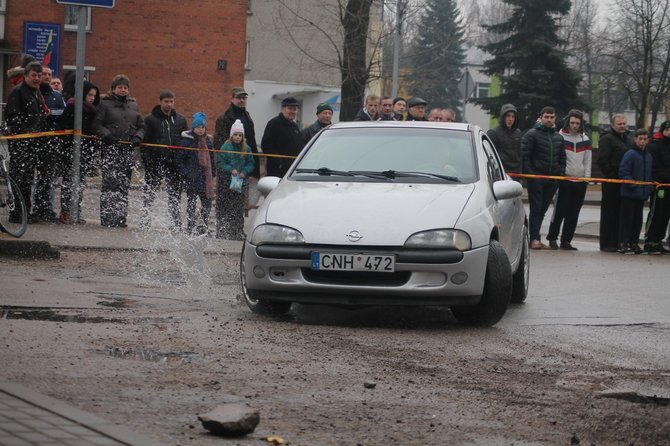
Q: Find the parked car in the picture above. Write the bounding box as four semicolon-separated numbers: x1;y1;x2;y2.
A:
240;121;529;326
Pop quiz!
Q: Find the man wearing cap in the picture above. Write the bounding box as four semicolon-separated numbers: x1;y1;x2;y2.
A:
301;102;333;143
140;89;188;230
214;87;260;179
261;97;305;177
406;97;428;121
93;74;145;228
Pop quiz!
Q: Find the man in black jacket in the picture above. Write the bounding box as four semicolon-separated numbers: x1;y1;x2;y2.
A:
643;121;670;254
5;61;50;223
261;97;305;177
140;89;188;230
597;114;630;252
487;103;522;175
521;106;566;249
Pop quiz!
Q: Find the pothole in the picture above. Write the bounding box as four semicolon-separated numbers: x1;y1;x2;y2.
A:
0;307;125;324
99;346;198;364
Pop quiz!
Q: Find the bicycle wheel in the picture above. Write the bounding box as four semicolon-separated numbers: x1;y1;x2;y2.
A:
0;172;27;237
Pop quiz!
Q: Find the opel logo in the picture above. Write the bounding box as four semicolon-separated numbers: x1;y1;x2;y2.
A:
346;230;363;242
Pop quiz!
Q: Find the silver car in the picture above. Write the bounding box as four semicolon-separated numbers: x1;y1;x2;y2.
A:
241;121;529;326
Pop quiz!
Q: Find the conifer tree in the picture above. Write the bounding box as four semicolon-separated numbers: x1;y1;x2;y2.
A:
475;0;586;129
409;0;465;115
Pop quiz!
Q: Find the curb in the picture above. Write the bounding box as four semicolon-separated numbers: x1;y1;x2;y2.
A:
0;240;60;259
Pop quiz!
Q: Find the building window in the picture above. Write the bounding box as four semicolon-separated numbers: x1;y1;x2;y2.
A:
61;65;96;84
476;82;490;98
64;6;91;32
245;39;251;70
247;0;252;14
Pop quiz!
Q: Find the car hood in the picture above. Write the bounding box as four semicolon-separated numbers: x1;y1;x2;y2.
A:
261;180;476;245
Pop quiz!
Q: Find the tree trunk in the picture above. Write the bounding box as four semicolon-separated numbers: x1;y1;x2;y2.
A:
339;0;373;121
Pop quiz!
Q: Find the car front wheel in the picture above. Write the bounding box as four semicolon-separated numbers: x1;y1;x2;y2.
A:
240;244;292;315
451;240;512;326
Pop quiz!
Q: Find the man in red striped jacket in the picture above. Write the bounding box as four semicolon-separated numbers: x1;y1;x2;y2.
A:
547;109;592;250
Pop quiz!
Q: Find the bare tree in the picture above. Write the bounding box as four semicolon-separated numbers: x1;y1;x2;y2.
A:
604;0;670;129
272;0;394;121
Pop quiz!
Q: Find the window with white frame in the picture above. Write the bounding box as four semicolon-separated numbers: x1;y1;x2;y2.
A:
65;6;91;31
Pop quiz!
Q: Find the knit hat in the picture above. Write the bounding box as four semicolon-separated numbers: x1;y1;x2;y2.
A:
660;121;670;132
316;102;333;115
111;74;130;90
230;119;245;136
192;112;207;129
20;54;36;68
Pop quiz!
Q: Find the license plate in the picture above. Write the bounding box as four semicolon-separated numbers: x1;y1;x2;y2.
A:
311;252;395;272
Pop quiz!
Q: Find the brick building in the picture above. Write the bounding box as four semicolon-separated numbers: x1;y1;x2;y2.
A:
1;0;247;126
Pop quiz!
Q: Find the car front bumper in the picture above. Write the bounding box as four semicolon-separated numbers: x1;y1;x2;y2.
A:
242;242;489;307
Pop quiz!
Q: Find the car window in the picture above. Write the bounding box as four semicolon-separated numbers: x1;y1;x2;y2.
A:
293;127;476;182
481;137;504;183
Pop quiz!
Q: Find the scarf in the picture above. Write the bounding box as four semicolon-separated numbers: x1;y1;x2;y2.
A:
197;135;215;199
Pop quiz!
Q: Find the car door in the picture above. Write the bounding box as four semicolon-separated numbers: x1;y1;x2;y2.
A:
481;135;522;261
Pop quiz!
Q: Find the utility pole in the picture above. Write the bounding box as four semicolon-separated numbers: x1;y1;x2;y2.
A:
391;0;403;98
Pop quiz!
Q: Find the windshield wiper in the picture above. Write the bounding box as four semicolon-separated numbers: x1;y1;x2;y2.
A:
352;170;460;182
294;167;355;176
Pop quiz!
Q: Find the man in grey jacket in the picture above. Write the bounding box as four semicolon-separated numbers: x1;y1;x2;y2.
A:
301;102;333;144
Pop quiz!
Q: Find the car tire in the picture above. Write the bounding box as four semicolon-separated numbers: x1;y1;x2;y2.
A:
511;225;530;304
451;240;512;326
240;244;292;315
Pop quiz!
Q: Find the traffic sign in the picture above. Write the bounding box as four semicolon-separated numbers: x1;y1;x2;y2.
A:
56;0;115;8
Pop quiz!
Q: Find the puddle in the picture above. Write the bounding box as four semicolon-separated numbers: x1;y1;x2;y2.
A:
100;346;198;364
0;308;125;324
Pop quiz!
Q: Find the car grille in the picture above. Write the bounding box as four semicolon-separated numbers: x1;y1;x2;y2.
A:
302;269;411;286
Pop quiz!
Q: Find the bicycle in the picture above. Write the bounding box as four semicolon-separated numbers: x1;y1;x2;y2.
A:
0;134;28;237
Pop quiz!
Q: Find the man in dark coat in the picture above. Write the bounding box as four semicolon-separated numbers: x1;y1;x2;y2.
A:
643;121;670;253
260;97;305;177
4;61;50;223
93;74;145;228
597;113;630;252
301;102;333;143
521;106;566;249
487;103;522;175
140;89;188;230
353;95;380;121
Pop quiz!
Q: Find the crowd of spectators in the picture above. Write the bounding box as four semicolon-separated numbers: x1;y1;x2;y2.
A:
4;57;670;252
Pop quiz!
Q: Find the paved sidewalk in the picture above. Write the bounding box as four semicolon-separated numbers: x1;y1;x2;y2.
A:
0;382;165;446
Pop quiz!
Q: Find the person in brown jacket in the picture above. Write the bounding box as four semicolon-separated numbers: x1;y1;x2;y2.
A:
93;74;145;228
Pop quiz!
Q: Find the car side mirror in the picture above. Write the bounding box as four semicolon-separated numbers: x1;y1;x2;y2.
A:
257;176;281;196
493;179;523;200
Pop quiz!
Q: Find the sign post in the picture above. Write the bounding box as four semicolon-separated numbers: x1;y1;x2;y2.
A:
55;0;114;223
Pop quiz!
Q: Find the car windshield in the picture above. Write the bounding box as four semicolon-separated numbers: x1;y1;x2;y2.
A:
291;127;477;183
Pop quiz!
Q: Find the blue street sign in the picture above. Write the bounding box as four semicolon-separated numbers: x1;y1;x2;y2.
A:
56;0;115;7
23;22;61;77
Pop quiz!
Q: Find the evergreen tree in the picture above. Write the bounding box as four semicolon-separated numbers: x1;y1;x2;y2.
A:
474;0;586;130
409;0;465;115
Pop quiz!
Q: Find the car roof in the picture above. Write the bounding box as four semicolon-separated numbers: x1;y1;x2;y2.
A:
327;121;477;132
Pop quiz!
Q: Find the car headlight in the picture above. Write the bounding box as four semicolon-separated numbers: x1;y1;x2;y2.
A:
404;229;471;251
250;224;305;245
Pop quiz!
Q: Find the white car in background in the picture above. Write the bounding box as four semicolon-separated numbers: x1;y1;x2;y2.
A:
240;121;529;326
